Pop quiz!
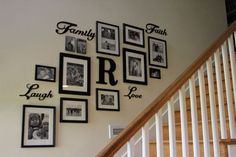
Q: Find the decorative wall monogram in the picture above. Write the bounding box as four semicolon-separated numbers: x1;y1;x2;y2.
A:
56;21;95;41
19;84;53;101
145;23;167;36
124;86;142;99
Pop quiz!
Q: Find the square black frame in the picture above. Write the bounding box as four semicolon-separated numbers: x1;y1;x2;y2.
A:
123;23;145;48
149;68;161;79
123;48;148;85
60;97;88;123
21;105;56;147
59;53;91;95
96;21;120;56
96;88;120;111
35;65;56;82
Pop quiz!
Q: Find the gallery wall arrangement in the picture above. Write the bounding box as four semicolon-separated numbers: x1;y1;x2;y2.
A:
19;20;168;147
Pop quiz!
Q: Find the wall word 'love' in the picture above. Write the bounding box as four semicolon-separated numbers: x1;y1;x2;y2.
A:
124;86;142;99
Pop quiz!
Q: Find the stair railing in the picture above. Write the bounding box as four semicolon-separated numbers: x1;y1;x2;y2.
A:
96;21;236;157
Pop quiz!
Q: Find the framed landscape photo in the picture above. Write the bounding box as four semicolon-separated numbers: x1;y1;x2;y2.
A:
96;88;120;111
60;98;88;123
123;48;147;85
123;23;145;47
21;105;56;147
96;21;120;56
148;37;167;68
35;65;56;82
149;68;161;79
59;53;91;95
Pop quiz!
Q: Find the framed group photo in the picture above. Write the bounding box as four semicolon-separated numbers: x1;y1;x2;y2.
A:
148;37;167;68
59;53;91;95
35;65;56;82
60;98;88;123
123;48;147;85
149;68;161;79
96;21;120;56
123;23;145;47
96;88;120;111
21;105;56;147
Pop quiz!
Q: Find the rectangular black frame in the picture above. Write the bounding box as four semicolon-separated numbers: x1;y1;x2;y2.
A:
123;23;145;48
123;48;148;85
96;88;120;111
149;68;161;79
96;21;120;56
60;97;88;123
21;105;56;147
59;53;91;95
35;65;56;82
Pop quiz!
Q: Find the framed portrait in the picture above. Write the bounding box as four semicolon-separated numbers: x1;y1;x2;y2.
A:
123;23;145;48
149;68;161;79
21;105;56;147
96;21;120;56
148;37;167;68
108;124;125;139
59;53;91;95
123;48;148;85
35;65;56;82
96;88;120;111
60;97;88;123
65;36;76;52
76;38;87;54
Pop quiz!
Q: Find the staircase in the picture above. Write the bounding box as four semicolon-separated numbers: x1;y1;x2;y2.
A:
96;22;236;157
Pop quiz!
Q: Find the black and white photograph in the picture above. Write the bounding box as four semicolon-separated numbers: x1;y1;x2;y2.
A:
59;53;91;95
108;124;125;139
149;68;161;79
123;23;145;47
65;36;76;52
35;65;56;82
148;36;167;68
21;105;56;147
60;98;88;123
96;88;120;111
123;48;147;85
77;39;87;54
96;21;120;56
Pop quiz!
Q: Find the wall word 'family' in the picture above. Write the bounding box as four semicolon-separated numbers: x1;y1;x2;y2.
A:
19;84;53;101
124;86;142;99
145;23;167;36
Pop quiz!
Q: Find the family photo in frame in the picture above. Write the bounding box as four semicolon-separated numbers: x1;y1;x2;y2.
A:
65;36;87;54
35;65;56;82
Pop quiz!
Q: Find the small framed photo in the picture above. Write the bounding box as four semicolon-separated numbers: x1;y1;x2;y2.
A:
35;65;56;82
77;38;87;54
96;88;120;111
148;37;167;68
123;48;148;85
150;68;161;79
108;124;125;139
123;23;145;47
65;36;76;52
59;53;91;95
21;105;56;147
60;98;88;123
96;21;120;56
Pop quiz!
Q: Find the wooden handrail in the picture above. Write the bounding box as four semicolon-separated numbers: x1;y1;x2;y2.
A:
96;21;236;157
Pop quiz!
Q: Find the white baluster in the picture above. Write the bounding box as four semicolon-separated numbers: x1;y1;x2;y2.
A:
142;124;150;157
198;67;210;157
179;87;189;157
222;41;236;138
228;35;236;110
127;138;135;157
206;59;220;157
214;49;227;139
155;112;163;157
168;99;176;157
189;76;200;157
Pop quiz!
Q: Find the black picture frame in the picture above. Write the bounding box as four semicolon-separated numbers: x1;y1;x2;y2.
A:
60;97;88;123
65;36;76;52
21;105;56;147
96;88;120;111
148;36;168;68
123;48;148;85
96;21;120;56
149;68;161;79
35;65;56;82
59;53;91;95
123;23;145;48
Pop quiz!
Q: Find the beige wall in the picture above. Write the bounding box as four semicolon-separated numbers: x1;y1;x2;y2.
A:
0;0;227;156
